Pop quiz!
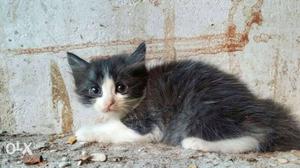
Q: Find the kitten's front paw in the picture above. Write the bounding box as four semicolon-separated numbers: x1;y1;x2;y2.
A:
75;127;95;142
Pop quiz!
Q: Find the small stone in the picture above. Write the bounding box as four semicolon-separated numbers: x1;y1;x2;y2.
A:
212;160;219;166
81;150;88;157
50;149;57;153
80;155;91;162
247;158;258;162
111;157;123;162
67;136;77;144
0;130;8;135
138;148;144;152
76;151;92;165
58;161;71;168
187;163;197;168
295;160;300;165
223;161;232;167
57;134;65;138
288;155;299;162
22;154;43;165
61;157;68;162
77;160;83;166
91;153;107;162
70;142;86;151
292;150;300;157
277;158;288;164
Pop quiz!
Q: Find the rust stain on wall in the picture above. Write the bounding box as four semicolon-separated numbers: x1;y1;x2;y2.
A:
225;0;263;53
50;61;73;133
225;0;263;76
0;64;15;133
6;0;264;59
163;6;176;61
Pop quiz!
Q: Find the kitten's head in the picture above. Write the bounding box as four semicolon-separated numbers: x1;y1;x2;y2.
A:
67;42;148;119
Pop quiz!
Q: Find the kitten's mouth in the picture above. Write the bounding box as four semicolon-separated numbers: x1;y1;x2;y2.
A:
104;108;114;113
104;105;118;113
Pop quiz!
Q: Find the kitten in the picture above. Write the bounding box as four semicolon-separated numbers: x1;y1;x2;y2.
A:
67;42;300;153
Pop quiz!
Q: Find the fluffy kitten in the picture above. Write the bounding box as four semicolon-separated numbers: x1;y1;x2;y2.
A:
67;42;300;153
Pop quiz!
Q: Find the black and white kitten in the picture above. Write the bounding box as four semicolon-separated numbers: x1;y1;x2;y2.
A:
67;42;300;153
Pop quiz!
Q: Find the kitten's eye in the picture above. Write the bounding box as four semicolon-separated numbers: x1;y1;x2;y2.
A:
116;82;128;94
88;87;102;97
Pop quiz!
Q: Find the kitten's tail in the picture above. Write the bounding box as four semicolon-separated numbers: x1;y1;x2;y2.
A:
262;99;300;151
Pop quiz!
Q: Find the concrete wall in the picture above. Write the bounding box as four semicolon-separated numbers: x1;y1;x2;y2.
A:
0;0;299;134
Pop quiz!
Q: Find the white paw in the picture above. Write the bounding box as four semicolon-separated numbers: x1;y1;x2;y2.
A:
181;137;209;151
75;127;95;142
144;126;163;142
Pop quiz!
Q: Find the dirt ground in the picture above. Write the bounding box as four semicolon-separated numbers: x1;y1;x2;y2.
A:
1;133;300;168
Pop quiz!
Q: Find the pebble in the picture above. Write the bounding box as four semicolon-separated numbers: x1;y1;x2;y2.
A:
50;149;58;153
3;159;9;163
138;148;144;152
292;150;300;157
58;161;71;168
91;153;107;162
77;160;83;166
81;150;88;157
223;161;232;167
111;157;123;162
295;160;300;165
67;136;77;144
212;160;219;166
277;158;288;164
269;163;277;167
70;143;85;151
22;154;43;165
61;157;68;162
187;163;197;168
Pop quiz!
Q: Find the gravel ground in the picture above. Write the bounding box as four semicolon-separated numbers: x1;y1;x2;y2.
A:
1;133;300;168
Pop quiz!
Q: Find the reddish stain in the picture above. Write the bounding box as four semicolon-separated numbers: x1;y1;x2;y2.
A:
227;24;237;38
240;34;249;45
7;0;264;59
252;11;263;25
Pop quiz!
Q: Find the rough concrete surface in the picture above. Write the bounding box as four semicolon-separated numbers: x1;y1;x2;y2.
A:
1;0;300;134
1;133;300;168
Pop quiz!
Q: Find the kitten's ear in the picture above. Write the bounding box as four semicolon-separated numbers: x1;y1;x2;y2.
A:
67;52;89;71
127;42;146;64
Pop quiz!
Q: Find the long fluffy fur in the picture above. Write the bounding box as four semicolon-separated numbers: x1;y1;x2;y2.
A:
122;60;300;151
68;43;300;152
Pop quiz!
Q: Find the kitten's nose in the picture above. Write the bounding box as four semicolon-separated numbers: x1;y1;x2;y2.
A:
106;99;115;112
